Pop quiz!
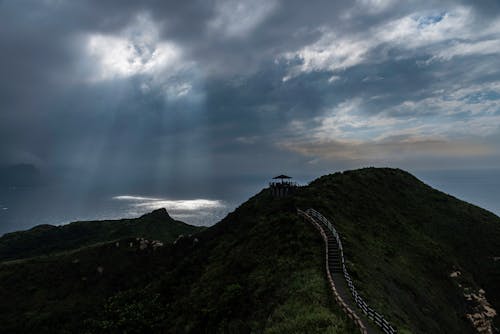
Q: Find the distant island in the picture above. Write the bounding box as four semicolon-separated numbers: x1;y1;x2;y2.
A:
0;168;498;334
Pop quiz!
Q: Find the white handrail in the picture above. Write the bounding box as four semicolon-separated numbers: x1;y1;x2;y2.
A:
302;208;397;334
298;208;368;334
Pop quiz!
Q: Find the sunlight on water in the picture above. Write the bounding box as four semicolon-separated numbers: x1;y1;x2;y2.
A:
113;196;224;210
112;195;229;226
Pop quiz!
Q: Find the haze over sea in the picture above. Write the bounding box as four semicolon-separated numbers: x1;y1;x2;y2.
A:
2;2;500;237
0;168;498;235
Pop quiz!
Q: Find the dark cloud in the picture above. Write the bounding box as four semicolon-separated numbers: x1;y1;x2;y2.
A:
1;0;500;199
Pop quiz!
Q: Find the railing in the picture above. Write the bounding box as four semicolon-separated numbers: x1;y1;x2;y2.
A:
269;181;298;187
303;208;397;334
298;208;368;334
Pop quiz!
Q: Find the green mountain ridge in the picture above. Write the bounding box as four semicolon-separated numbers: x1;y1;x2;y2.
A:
0;208;203;262
0;167;499;334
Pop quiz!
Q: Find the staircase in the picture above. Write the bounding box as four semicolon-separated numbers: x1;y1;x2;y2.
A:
298;208;397;334
327;234;342;273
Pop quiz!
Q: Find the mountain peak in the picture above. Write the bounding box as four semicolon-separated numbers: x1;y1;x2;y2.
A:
140;208;172;220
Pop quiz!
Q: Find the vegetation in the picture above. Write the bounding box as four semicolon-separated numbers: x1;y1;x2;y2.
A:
0;192;356;333
294;168;500;333
0;168;499;333
0;208;202;261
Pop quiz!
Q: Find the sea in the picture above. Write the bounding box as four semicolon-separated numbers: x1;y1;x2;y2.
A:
0;169;498;236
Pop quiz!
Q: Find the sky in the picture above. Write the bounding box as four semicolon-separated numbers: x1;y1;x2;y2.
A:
1;0;500;231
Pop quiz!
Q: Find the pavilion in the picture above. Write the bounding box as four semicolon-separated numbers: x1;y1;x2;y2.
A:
269;174;298;198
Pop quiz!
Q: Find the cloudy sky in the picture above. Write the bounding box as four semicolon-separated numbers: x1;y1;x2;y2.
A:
1;0;500;229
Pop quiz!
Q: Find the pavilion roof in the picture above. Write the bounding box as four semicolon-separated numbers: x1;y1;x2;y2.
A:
273;174;292;179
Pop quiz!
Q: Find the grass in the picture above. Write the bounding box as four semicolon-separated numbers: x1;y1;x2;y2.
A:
293;168;500;333
0;208;203;261
0;167;499;333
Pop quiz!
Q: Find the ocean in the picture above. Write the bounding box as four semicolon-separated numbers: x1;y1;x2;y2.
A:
0;169;498;236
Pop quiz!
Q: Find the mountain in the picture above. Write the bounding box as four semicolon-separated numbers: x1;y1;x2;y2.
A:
0;168;499;334
0;208;203;261
296;168;500;333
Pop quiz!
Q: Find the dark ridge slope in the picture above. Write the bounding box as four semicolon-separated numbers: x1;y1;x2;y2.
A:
0;191;356;333
0;208;203;261
0;168;498;334
294;167;500;334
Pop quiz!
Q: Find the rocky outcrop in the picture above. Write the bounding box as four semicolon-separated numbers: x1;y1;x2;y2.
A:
464;289;497;334
450;270;497;334
125;237;164;250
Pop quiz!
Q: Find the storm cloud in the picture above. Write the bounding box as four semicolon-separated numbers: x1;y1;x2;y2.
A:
1;0;500;196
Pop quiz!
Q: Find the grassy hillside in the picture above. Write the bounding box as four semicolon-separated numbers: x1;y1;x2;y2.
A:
0;208;202;261
0;168;499;333
0;193;356;334
294;168;500;334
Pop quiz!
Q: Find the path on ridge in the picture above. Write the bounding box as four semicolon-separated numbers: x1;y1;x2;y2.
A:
323;227;380;334
298;208;397;334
